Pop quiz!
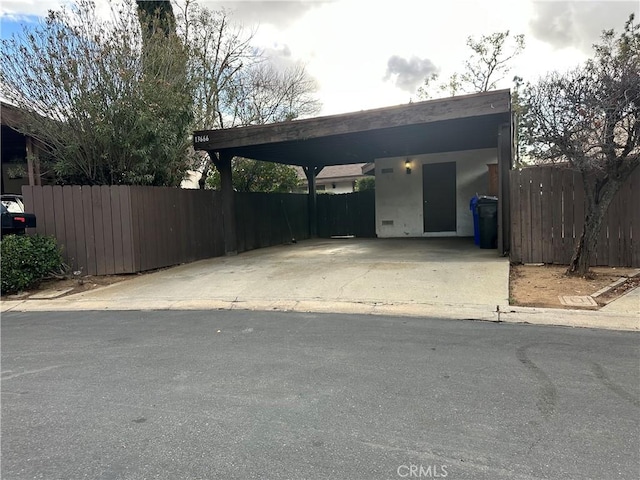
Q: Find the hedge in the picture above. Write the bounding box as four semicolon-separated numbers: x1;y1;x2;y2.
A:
1;234;64;294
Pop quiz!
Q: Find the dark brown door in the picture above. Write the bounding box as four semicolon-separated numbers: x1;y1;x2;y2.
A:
423;162;456;232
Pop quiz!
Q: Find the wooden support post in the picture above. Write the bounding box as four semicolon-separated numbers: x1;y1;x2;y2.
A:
497;122;512;256
25;137;42;187
304;165;324;237
213;151;237;255
34;152;41;185
26;137;35;186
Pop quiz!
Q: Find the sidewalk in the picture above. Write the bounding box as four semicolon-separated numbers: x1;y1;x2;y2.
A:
1;238;638;331
601;286;640;314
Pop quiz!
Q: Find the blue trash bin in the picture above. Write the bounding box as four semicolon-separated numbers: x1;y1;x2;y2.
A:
470;196;480;245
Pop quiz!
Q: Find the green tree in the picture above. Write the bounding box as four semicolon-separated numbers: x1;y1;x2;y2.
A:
354;177;375;191
521;15;639;275
0;0;194;186
206;158;300;193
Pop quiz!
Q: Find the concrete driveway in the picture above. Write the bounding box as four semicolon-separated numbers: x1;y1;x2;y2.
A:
5;238;510;319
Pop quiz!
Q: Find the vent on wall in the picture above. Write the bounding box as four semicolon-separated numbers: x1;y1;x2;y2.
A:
381;168;394;174
381;220;394;226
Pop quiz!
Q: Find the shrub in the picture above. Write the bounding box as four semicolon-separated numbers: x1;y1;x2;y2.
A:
1;234;64;294
354;177;375;192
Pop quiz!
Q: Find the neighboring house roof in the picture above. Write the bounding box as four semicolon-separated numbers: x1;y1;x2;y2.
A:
296;163;368;185
362;162;375;175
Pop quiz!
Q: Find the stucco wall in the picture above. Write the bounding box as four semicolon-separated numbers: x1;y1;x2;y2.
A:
375;148;497;238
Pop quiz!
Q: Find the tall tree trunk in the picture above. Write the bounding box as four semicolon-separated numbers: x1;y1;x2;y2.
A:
567;209;607;275
567;174;621;275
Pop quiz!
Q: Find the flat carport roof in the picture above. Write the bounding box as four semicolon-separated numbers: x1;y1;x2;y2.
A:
193;89;512;167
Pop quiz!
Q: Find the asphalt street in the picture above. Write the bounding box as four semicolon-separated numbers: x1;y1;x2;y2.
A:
1;310;639;480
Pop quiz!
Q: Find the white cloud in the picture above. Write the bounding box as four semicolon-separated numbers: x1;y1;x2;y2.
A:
0;1;63;17
2;0;635;115
384;56;439;92
209;0;325;27
529;1;638;52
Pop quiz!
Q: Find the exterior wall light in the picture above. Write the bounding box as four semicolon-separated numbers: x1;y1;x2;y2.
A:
405;159;412;174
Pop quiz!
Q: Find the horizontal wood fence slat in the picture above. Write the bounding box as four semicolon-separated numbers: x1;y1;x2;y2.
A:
510;167;640;267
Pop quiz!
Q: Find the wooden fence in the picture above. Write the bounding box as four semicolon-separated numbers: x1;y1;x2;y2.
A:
22;186;375;275
235;192;309;252
22;186;316;275
21;186;315;276
22;185;225;275
510;166;640;267
20;186;377;275
317;190;376;238
21;174;637;275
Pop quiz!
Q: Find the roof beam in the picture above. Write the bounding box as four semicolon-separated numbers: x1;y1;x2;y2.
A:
193;90;511;152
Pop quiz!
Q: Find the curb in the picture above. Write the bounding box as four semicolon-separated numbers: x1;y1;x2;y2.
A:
591;268;640;302
2;298;638;332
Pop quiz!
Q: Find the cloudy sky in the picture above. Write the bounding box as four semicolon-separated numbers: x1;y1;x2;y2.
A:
1;0;637;116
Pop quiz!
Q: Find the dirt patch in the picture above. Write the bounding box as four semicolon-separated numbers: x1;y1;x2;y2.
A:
510;264;640;310
2;263;179;300
3;274;133;300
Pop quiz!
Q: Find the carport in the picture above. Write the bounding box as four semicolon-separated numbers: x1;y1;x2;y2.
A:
193;89;512;255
